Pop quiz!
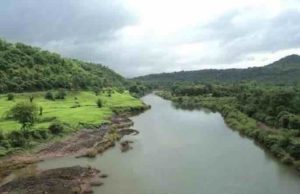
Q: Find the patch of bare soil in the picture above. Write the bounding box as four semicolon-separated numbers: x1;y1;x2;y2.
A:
0;166;103;194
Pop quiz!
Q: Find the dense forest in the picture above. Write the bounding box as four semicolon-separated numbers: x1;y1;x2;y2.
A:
134;55;300;86
168;83;300;129
0;38;127;93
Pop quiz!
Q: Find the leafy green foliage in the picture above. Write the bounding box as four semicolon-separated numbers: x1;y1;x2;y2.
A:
128;82;152;97
157;82;300;164
0;38;126;93
9;102;38;130
45;91;54;100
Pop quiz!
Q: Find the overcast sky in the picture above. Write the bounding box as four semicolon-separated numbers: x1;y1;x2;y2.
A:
1;0;300;77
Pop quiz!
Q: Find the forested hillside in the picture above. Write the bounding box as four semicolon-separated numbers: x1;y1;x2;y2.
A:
134;55;300;85
0;39;126;93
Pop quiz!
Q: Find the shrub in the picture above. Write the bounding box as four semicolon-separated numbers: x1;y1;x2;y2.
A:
281;154;294;165
30;129;48;140
116;87;125;94
37;129;48;139
287;143;300;160
7;93;14;101
0;131;9;149
9;102;38;130
48;122;64;134
55;90;66;99
0;131;4;141
45;91;54;100
96;99;102;108
8;131;27;147
93;88;101;96
277;135;291;148
0;139;10;149
289;115;300;130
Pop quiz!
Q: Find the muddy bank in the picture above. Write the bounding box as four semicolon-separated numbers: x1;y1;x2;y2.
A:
0;166;103;194
0;115;142;184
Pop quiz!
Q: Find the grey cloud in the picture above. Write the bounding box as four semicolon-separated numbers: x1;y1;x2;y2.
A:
1;0;300;77
191;9;300;65
0;0;137;44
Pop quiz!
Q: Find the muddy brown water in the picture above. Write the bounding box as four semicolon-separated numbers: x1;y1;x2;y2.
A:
12;94;300;194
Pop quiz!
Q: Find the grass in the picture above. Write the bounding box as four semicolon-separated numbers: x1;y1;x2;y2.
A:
0;90;144;133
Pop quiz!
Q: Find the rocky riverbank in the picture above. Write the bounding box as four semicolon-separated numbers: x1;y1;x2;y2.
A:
0;112;145;193
0;166;104;194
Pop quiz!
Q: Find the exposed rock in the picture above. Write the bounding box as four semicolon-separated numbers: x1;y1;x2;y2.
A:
120;140;134;152
99;174;108;178
90;180;103;186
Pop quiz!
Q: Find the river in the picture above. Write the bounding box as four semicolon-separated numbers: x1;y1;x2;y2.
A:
38;94;300;194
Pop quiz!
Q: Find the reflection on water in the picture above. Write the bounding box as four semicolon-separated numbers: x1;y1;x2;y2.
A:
35;94;300;194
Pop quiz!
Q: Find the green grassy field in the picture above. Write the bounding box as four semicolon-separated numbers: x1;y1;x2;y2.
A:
0;90;144;133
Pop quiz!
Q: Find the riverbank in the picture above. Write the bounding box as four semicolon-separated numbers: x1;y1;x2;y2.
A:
0;103;149;192
156;91;300;170
0;166;104;194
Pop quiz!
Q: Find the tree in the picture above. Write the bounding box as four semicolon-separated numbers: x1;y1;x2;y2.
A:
10;102;38;130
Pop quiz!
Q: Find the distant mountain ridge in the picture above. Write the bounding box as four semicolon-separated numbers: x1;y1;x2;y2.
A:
0;38;126;93
134;55;300;85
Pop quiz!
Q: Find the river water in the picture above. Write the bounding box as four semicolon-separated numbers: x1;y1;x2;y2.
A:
38;94;300;194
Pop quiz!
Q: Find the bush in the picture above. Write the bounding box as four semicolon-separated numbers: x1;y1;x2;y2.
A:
9;102;38;130
281;154;294;165
37;129;48;139
55;90;66;100
0;139;10;149
96;99;102;108
7;93;14;101
93;88;101;96
289;115;300;130
48;122;64;134
45;91;54;100
0;131;10;149
0;131;4;141
30;129;48;140
8;131;27;147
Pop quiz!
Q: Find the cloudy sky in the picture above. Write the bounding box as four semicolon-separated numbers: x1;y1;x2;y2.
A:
1;0;300;77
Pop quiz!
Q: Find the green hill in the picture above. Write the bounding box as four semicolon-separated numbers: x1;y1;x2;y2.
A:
0;38;126;93
134;55;300;85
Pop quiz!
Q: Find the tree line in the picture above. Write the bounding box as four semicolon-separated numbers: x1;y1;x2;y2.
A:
168;83;300;130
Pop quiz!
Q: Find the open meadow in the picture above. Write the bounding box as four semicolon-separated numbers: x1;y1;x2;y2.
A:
0;90;144;133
